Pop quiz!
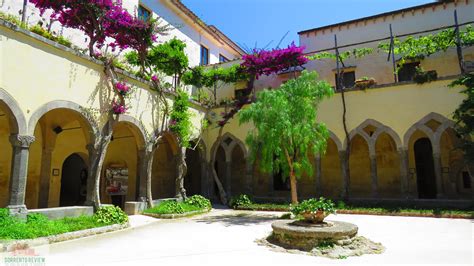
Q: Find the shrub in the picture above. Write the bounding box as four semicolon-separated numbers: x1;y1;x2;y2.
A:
290;197;336;216
184;195;211;210
27;213;48;224
93;206;128;225
229;194;253;209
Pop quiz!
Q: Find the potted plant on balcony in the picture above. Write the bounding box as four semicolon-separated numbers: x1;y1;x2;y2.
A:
413;66;438;84
354;77;376;90
290;197;336;224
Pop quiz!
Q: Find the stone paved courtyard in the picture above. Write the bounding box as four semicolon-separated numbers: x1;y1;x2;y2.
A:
27;209;473;266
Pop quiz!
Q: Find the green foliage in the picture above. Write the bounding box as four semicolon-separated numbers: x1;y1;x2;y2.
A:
229;194;253;208
93;205;129;225
239;71;333;185
309;48;374;61
125;38;189;82
378;25;474;69
182;65;248;88
169;89;192;147
184;195;212;210
26;213;48;224
144;200;201;214
0;208;117;240
29;24;72;48
413;67;438;84
290;197;337;216
0;11;27;29
449;74;474;163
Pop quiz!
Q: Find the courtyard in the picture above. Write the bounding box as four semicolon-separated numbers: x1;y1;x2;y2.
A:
28;209;472;266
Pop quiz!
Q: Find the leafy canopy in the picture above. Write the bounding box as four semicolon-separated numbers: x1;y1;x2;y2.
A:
239;70;334;179
169;89;192;148
449;73;474;163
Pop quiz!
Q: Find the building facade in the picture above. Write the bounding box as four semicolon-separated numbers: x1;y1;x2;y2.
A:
0;0;472;216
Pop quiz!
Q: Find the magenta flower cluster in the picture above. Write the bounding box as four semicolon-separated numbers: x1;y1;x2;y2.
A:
112;100;127;115
114;81;130;96
30;0;157;55
241;42;308;79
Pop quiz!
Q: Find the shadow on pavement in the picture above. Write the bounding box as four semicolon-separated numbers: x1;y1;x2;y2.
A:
194;212;278;227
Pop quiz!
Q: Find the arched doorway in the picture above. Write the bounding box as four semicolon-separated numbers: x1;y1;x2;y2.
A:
184;146;202;196
60;154;87;206
414;138;436;199
230;145;246;197
213;146;226;201
375;133;401;198
349;134;371;198
152;134;177;199
321;138;342;199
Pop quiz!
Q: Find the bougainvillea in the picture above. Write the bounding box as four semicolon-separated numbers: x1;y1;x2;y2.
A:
114;81;131;96
241;42;308;79
111;100;127;115
30;0;120;55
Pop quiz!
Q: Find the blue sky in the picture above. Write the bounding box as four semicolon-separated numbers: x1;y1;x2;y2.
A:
182;0;434;52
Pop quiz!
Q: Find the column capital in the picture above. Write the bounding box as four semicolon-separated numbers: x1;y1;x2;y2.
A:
9;134;35;148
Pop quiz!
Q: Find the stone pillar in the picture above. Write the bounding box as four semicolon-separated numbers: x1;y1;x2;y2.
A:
38;147;54;208
398;148;410;198
433;151;444;198
315;155;322;197
136;148;148;200
369;154;378;198
8;134;35;217
339;150;349;199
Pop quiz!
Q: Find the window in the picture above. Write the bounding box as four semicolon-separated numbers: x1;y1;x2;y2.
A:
200;45;209;66
137;5;151;22
273;169;290;191
219;54;229;63
335;71;355;90
398;62;420;82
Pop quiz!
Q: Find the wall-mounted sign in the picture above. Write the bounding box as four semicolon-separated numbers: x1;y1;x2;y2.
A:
105;168;128;196
52;168;60;176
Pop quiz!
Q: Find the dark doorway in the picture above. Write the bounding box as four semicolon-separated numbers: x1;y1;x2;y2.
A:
184;148;202;196
60;154;87;206
414;138;437;199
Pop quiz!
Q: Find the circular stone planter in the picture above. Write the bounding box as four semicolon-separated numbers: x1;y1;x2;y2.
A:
271;220;358;251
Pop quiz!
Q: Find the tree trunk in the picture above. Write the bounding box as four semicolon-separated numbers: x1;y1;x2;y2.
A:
175;146;187;200
90;120;114;210
211;126;228;204
341;88;351;200
289;170;298;204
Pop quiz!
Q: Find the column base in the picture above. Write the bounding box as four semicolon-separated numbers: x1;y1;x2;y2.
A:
7;204;28;219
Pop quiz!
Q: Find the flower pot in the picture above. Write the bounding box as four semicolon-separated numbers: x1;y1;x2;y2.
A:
354;78;376;90
302;210;328;224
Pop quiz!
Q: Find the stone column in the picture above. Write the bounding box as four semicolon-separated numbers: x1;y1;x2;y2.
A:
136;148;148;200
339;150;349;199
369;154;378;198
8;134;35;217
398;148;410;198
433;151;444;198
38;146;54;208
315;155;322;197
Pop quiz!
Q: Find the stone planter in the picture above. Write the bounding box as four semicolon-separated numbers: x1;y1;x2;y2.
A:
354;78;376;90
302;210;328;224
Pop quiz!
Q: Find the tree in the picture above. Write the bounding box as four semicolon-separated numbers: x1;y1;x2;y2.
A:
450;74;474;165
239;70;334;203
169;89;193;199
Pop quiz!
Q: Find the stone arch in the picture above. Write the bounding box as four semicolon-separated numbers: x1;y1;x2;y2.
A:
344;119;402;154
210;132;248;163
328;130;343;152
27;100;98;143
185;139;207;196
0;88;27;135
116;115;147;150
403;112;453;151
